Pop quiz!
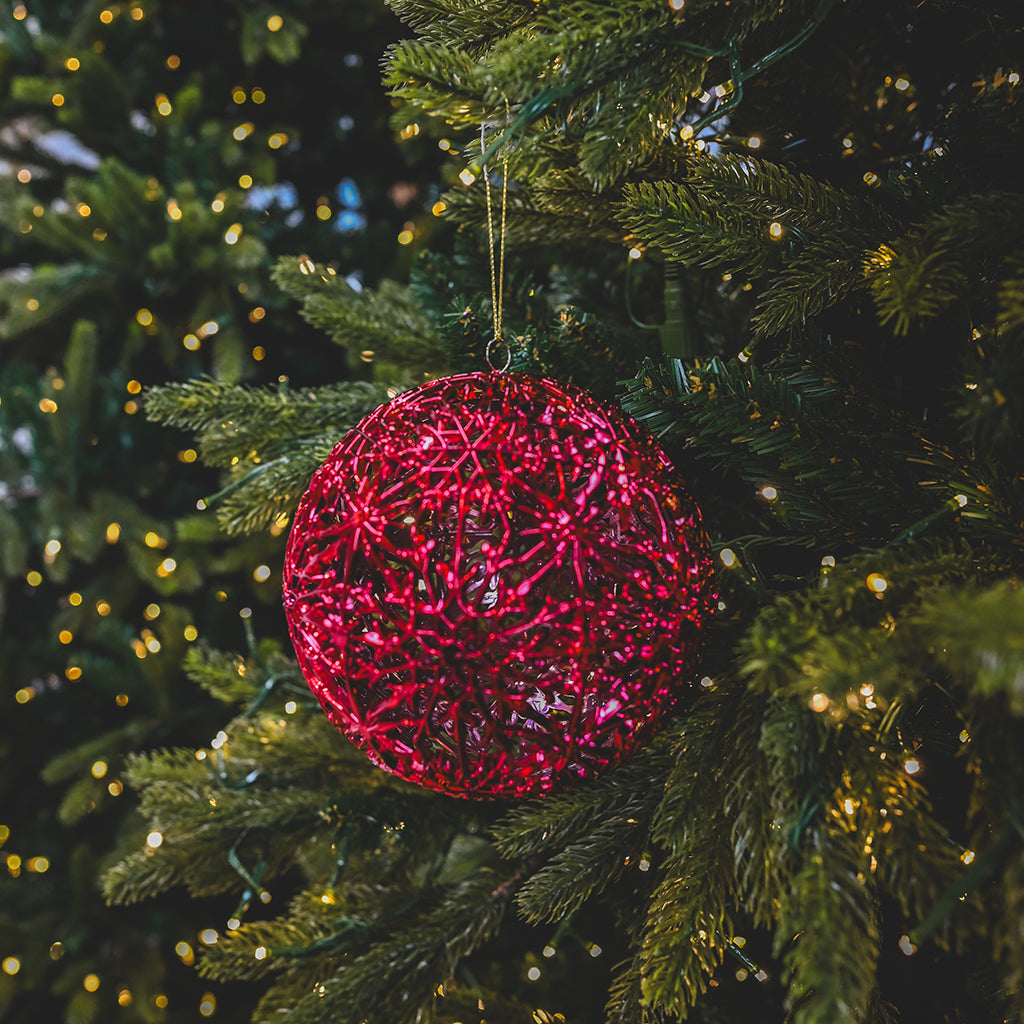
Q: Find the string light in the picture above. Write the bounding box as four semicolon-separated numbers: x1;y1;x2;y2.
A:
866;572;887;593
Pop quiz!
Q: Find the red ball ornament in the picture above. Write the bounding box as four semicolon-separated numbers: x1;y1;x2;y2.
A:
283;372;713;799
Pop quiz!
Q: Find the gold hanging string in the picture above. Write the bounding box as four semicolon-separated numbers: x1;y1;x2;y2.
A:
481;118;509;371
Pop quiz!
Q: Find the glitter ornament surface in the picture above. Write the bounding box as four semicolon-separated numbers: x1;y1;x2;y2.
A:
283;372;714;798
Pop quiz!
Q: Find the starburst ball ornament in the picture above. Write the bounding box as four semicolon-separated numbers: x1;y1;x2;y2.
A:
283;372;714;799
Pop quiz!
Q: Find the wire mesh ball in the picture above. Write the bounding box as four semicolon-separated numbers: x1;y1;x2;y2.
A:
283;371;714;799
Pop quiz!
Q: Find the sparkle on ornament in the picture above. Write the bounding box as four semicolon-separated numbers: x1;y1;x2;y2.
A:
283;373;714;798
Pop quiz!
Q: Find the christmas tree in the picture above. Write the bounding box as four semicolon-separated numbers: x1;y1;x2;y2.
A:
99;0;1024;1022
0;2;435;1021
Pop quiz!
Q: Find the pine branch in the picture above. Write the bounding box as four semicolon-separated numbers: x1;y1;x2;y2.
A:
145;377;391;533
513;805;657;925
919;579;1024;714
606;957;673;1024
638;837;736;1018
633;689;742;1016
491;737;674;860
621;356;930;546
144;378;389;468
386;3;826;186
279;870;513;1024
993;849;1024;1021
998;264;1024;335
748;242;867;339
865;193;1024;335
738;541;1011;708
778;830;881;1024
271;256;444;375
622;179;778;277
387;0;534;50
722;690;788;928
210;438;335;535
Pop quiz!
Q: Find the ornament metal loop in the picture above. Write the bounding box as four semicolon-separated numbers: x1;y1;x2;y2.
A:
486;336;512;373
